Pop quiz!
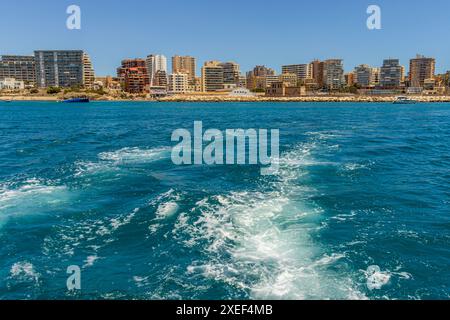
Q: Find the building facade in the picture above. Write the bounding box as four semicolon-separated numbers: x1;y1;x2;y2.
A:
281;64;311;82
34;50;94;88
278;73;298;87
219;62;240;86
168;72;189;94
409;55;435;88
82;53;95;89
172;55;196;85
0;78;25;90
354;64;378;88
201;61;224;92
310;60;324;88
0;55;36;86
146;54;167;86
323;59;345;90
380;59;403;88
117;59;150;94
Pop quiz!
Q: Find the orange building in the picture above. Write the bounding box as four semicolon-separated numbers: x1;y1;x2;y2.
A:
117;59;150;94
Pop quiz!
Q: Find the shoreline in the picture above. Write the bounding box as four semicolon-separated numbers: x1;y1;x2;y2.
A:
2;95;450;103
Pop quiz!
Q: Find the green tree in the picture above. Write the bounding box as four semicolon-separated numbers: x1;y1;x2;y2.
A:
47;87;61;94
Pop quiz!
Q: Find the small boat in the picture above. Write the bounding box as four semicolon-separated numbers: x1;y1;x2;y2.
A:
393;96;417;104
63;97;90;103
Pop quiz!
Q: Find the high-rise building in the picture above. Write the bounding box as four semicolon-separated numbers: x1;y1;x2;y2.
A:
371;67;380;86
0;55;36;86
380;59;403;88
246;66;276;90
168;73;189;93
310;60;324;88
409;55;435;88
323;59;345;90
117;59;150;94
219;62;240;85
83;53;95;89
172;56;196;85
201;61;224;92
146;54;167;86
153;70;168;87
35;50;93;88
282;64;311;82
250;65;275;77
354;64;379;88
345;72;355;86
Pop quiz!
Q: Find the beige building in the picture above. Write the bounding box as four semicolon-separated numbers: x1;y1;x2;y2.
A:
172;55;196;85
266;81;306;97
309;60;324;88
201;61;224;92
281;64;311;81
219;62;240;86
83;53;95;89
409;55;435;87
278;73;298;87
168;72;189;94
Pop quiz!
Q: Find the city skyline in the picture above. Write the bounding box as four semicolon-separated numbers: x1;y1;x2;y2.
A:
1;0;450;75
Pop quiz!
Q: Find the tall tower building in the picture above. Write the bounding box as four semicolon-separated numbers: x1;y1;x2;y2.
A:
168;73;189;93
380;59;403;88
83;53;95;89
409;55;435;87
282;64;311;82
172;56;196;85
219;62;240;85
117;59;150;94
146;54;167;86
354;64;378;88
0;55;36;86
201;61;224;92
35;50;92;88
323;59;345;91
310;60;324;88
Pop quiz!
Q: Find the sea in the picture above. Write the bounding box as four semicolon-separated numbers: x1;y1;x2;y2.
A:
0;101;449;300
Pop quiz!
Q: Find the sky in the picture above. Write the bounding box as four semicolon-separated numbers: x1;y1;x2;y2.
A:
1;0;450;76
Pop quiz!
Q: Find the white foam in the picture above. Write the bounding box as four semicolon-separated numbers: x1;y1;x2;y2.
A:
176;137;366;299
98;147;170;164
74;147;170;178
10;261;40;283
156;202;179;219
83;255;100;268
365;265;391;290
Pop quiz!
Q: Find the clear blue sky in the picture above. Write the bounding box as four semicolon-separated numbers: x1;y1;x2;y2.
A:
1;0;449;76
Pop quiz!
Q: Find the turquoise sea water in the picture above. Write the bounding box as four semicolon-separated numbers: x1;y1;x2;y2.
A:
0;101;449;300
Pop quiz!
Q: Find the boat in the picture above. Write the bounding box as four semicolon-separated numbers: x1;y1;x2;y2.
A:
393;96;417;104
62;97;90;103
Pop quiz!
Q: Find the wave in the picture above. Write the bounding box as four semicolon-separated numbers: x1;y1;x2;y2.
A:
0;178;68;228
98;147;170;164
42;207;140;258
175;134;366;300
74;147;170;178
9;261;40;284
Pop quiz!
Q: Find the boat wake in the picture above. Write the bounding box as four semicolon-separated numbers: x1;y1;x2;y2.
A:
173;134;366;299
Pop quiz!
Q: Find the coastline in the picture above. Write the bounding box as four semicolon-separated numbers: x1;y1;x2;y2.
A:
2;94;450;103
